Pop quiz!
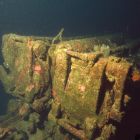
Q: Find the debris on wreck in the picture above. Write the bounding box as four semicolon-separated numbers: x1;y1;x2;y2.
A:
0;30;140;140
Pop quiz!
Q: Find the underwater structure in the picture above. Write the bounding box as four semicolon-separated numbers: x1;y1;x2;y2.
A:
0;30;140;140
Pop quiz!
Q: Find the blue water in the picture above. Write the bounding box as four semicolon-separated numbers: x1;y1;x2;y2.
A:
0;0;139;37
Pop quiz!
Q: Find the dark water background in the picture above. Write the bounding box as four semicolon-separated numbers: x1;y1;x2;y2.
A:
0;0;140;139
0;0;140;37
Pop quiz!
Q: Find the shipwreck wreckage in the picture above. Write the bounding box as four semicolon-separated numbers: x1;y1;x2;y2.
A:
0;29;140;140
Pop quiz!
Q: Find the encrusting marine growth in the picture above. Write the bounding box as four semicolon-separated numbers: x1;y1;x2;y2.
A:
0;29;140;140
